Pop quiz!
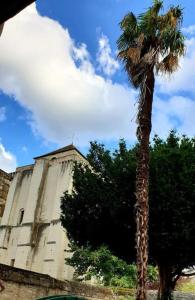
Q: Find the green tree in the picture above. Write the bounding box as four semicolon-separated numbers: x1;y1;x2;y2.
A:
61;133;195;300
117;2;185;299
66;245;158;289
149;132;195;299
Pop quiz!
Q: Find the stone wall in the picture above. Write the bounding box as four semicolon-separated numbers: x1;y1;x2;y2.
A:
0;263;195;300
0;170;12;219
0;263;113;300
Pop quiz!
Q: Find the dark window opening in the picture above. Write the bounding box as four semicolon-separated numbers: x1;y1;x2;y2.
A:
10;259;15;267
18;208;24;225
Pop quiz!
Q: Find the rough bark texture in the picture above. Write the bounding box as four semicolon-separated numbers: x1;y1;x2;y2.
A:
157;265;176;300
136;69;154;300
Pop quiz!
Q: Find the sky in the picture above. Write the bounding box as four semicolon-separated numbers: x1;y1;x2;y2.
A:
0;0;195;171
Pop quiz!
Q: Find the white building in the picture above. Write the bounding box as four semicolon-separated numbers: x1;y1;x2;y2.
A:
0;145;86;280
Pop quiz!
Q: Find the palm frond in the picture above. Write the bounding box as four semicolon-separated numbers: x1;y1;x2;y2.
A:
117;0;185;85
169;5;183;26
120;12;137;31
117;13;139;53
152;0;164;12
159;6;183;30
157;53;179;74
127;47;141;64
125;60;146;88
170;30;185;55
159;27;185;56
138;0;163;36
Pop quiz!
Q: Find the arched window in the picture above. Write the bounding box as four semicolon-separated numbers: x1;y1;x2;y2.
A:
18;208;24;225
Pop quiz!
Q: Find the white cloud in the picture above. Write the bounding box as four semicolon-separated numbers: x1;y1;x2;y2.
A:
0;107;6;122
157;37;195;94
0;4;136;146
182;25;195;35
97;34;119;76
1;4;195;148
0;143;17;172
152;96;195;138
155;30;195;137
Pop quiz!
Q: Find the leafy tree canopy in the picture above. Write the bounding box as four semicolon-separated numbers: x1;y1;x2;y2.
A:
61;132;195;295
66;245;158;289
62;140;137;262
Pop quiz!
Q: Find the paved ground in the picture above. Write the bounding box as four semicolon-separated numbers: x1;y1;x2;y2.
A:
148;291;195;300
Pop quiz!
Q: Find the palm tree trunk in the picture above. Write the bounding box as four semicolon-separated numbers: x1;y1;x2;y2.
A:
136;69;154;300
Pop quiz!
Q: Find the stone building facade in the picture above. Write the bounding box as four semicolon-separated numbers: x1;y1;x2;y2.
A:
0;145;86;281
0;169;12;220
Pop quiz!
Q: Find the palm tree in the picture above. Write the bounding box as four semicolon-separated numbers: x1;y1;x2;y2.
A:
117;1;185;299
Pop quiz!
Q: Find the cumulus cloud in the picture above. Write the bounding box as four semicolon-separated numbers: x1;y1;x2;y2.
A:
182;25;195;35
1;4;195;149
97;34;119;76
157;37;195;94
0;107;6;122
0;4;136;146
155;30;195;137
0;143;17;172
152;96;195;138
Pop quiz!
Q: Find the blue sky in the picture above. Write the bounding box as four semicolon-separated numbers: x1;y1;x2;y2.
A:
0;0;195;171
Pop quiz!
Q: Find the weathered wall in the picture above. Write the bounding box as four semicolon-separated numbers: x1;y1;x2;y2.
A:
0;263;113;300
0;264;194;300
0;165;34;268
0;169;12;219
0;148;86;281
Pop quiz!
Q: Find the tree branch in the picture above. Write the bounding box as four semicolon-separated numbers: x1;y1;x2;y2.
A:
181;272;195;277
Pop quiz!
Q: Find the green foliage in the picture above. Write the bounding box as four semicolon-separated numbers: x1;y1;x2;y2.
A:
61;139;137;262
147;265;158;282
117;0;185;89
149;132;195;268
177;281;195;293
61;132;195;290
66;245;157;288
